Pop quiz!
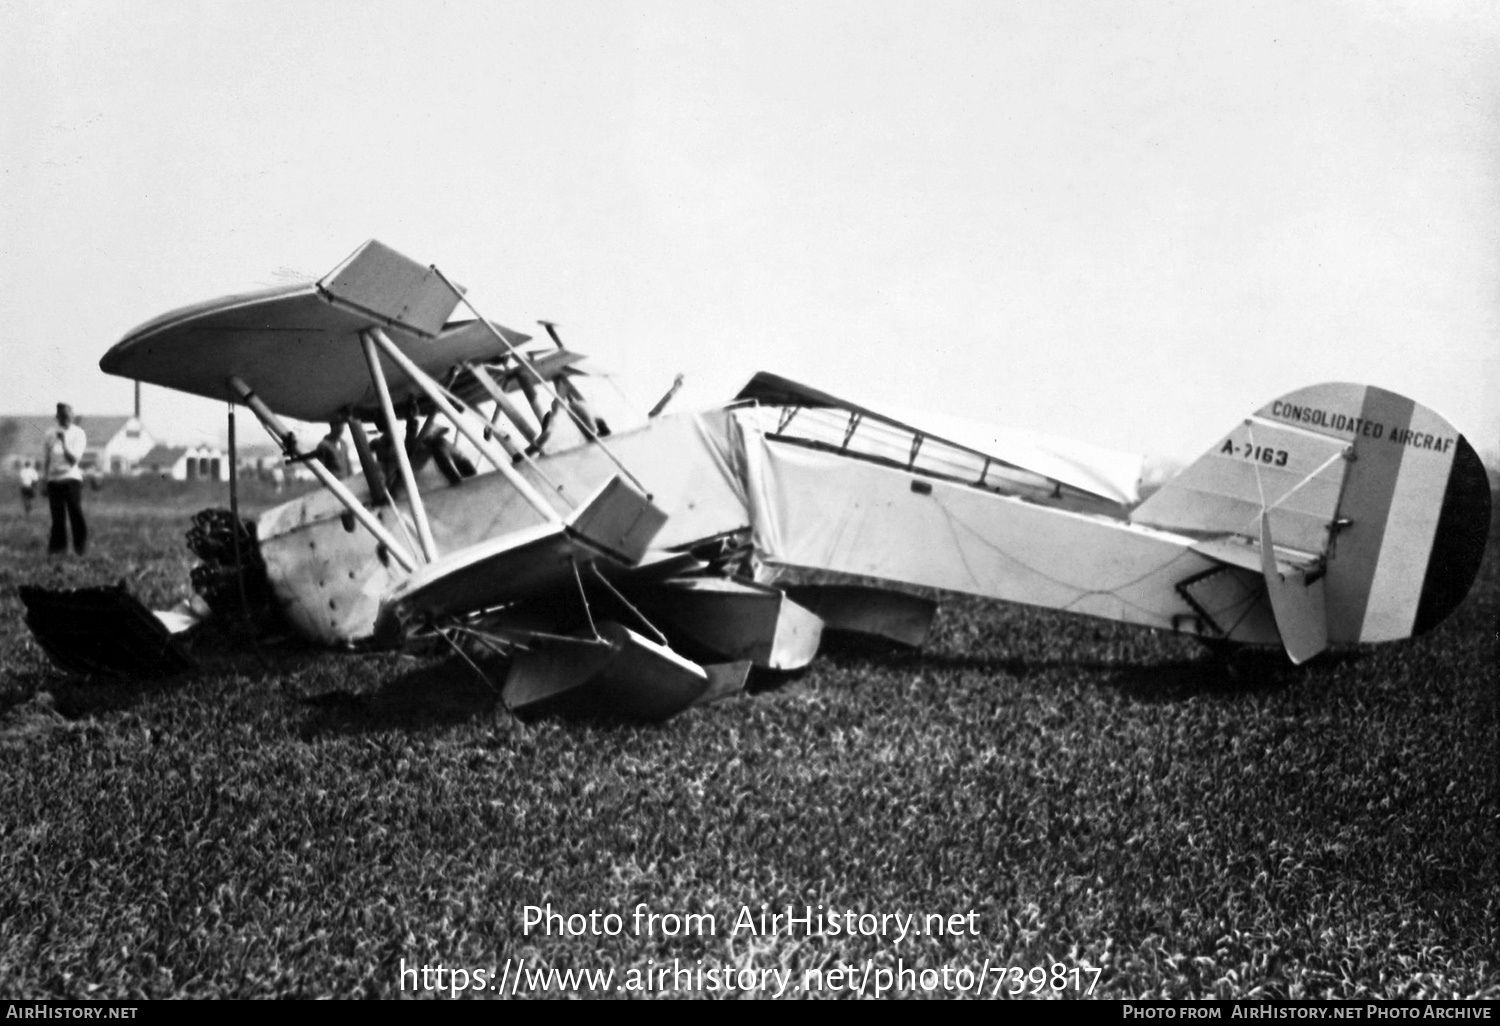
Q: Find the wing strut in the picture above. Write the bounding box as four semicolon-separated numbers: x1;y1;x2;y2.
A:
227;376;417;573
363;327;563;525
464;361;540;444
428;265;652;500
359;332;439;562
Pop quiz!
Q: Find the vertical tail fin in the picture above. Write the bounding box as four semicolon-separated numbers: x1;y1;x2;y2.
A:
1132;383;1489;649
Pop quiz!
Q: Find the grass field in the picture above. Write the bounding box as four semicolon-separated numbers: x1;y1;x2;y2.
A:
0;479;1495;999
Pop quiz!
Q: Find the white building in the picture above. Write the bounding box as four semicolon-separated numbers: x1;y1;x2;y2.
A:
137;443;230;482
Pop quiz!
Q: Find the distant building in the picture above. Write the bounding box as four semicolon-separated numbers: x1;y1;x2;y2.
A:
235;443;285;479
100;416;158;473
138;443;230;482
0;414;156;476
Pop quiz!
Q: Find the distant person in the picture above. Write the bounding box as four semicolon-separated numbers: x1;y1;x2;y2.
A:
17;463;38;516
313;419;351;477
403;415;432;475
42;403;87;555
369;430;407;502
423;427;476;484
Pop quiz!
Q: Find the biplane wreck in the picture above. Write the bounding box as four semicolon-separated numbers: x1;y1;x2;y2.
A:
32;240;1490;720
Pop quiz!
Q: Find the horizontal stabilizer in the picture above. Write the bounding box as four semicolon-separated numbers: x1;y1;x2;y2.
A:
1132;417;1351;554
1188;534;1321;575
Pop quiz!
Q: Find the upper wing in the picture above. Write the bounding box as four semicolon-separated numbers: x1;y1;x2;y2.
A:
99;239;535;422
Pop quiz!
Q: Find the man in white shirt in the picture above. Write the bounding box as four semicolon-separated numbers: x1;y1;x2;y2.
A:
17;462;39;516
42;402;88;555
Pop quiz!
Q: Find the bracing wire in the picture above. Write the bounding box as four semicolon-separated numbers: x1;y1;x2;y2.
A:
435;625;503;695
571;559;601;641
588;564;668;646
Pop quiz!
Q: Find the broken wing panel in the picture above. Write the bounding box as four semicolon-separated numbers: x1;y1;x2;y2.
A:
503;622;709;722
317;239;461;338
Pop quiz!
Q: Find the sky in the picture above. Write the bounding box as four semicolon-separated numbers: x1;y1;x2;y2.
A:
3;0;1497;467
